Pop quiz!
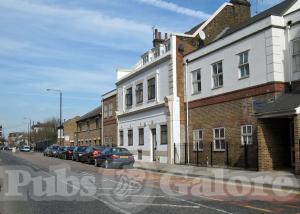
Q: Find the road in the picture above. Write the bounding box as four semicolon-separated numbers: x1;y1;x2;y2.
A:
0;151;299;214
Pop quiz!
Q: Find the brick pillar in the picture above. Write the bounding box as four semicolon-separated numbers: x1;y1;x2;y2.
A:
257;120;273;171
294;114;300;174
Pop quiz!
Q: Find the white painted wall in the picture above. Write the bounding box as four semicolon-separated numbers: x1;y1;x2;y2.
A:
185;11;300;102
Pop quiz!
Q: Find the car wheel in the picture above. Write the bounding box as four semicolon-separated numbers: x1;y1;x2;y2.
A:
87;158;91;165
76;156;79;162
64;154;67;160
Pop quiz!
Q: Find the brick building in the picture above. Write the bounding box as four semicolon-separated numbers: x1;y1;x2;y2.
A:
63;116;80;146
116;0;249;163
184;0;300;173
0;125;3;139
76;106;102;146
102;89;117;147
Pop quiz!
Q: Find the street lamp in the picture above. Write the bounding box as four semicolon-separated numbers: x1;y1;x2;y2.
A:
24;117;31;146
46;88;63;145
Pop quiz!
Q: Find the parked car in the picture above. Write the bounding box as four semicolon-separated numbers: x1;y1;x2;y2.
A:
49;145;60;157
56;146;66;158
79;146;106;164
72;146;87;162
43;146;51;156
95;147;135;169
59;146;75;160
20;145;30;152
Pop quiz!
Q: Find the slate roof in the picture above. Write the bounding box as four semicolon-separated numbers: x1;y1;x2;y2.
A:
185;21;206;35
219;0;297;39
256;92;300;118
77;106;102;122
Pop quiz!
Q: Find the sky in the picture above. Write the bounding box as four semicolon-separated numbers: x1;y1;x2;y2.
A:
0;0;282;136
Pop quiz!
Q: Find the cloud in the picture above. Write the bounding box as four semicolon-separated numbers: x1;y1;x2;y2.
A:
135;0;210;19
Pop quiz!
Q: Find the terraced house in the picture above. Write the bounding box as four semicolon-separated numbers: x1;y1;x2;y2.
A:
76;106;102;146
116;0;252;163
102;89;118;147
184;0;300;173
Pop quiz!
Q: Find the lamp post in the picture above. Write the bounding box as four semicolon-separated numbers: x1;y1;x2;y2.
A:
24;117;31;146
46;89;63;145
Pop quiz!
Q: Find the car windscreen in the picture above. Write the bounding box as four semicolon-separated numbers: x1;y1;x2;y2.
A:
52;146;59;150
77;147;87;152
111;148;131;155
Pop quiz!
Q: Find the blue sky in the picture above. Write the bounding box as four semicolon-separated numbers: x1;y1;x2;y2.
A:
0;0;281;136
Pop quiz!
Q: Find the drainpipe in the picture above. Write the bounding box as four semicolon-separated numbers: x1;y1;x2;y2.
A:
185;59;190;164
101;99;104;146
287;21;293;91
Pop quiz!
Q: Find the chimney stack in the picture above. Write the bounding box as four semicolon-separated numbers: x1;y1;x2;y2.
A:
152;28;166;48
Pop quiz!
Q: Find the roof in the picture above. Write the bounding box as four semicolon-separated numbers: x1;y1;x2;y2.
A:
77;106;102;122
219;0;297;39
185;21;206;35
255;92;300;118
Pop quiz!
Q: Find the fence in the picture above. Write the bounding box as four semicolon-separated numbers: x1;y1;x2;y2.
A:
174;142;255;170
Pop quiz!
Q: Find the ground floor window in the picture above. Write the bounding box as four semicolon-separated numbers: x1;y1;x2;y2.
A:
128;130;133;146
139;128;144;145
193;129;203;151
119;131;124;146
160;125;168;145
241;125;252;145
213;128;225;151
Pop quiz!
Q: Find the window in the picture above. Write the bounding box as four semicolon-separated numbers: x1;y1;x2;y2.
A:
125;88;133;108
293;38;300;72
193;129;203;151
138;128;144;145
241;125;252;145
86;121;90;131
136;83;143;104
128;130;133;146
104;105;108;118
79;124;82;132
192;69;201;94
148;77;156;100
239;51;250;78
95;118;99;129
213;128;225;151
142;54;149;65
165;40;171;52
119;131;124;146
212;61;223;88
108;103;113;117
160;125;168;145
153;47;160;58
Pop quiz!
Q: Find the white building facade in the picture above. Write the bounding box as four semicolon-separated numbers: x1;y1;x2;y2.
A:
184;0;300;172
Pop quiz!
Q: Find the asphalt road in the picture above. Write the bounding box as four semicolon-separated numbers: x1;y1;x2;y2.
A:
0;151;299;214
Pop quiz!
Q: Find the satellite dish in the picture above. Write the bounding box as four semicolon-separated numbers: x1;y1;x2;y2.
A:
199;30;206;40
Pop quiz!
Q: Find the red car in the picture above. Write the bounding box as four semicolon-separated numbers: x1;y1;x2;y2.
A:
79;146;106;164
59;146;75;160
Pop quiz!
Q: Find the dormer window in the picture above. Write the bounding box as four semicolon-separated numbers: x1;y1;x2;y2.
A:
153;47;160;58
142;54;149;65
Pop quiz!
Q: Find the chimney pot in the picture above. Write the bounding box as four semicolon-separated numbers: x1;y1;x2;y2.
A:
158;32;161;39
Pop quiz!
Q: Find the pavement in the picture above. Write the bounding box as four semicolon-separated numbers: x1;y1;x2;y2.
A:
134;161;300;191
0;151;300;214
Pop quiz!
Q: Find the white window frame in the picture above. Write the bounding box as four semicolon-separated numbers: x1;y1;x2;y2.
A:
192;69;201;94
238;51;250;78
108;103;113;117
293;38;300;73
125;87;133;108
147;77;156;101
213;127;225;151
193;129;203;151
212;61;223;89
138;128;144;145
119;130;124;146
128;129;133;146
103;105;108;118
135;82;143;104
241;125;253;146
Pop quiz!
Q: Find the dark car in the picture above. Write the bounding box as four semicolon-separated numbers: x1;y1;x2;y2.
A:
59;146;75;160
72;146;87;162
57;146;66;158
79;146;106;164
49;145;60;157
95;147;135;169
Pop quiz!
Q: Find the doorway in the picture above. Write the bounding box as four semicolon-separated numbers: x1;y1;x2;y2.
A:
151;129;157;162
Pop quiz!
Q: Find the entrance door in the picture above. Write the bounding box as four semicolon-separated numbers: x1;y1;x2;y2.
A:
290;120;295;166
151;129;157;161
